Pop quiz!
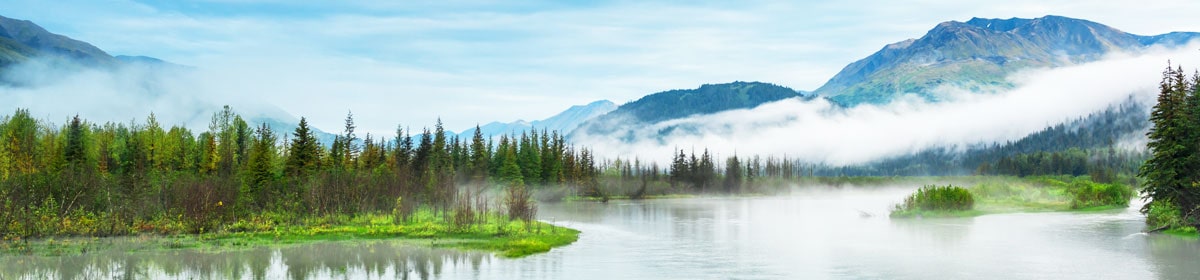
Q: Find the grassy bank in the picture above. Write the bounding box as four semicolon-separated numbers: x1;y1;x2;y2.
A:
0;209;579;258
1144;200;1200;238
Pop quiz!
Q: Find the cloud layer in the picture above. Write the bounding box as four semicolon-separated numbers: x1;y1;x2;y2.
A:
572;46;1200;165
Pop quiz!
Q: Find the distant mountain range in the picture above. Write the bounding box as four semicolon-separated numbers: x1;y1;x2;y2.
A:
815;15;1200;106
457;100;616;138
571;81;807;138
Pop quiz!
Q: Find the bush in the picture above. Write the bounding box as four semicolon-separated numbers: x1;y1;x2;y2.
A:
504;185;537;228
1146;200;1184;230
899;185;975;211
1067;179;1132;209
392;196;407;223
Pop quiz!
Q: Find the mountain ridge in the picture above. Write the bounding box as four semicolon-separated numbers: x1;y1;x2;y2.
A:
0;15;117;67
570;81;806;139
815;15;1200;106
458;100;616;138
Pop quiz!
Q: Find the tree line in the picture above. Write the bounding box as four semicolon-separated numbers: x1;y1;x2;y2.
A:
0;106;599;237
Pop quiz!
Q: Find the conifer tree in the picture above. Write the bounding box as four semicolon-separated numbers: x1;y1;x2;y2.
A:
244;123;277;209
64;115;87;167
498;137;524;186
724;154;742;193
392;126;412;170
341;111;359;169
285;117;321;178
469;125;489;183
518;131;542;184
1141;65;1195;214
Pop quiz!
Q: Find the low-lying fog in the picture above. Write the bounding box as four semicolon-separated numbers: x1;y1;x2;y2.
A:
572;45;1200;164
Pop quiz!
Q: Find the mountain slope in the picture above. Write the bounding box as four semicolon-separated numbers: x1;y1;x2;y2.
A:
572;81;805;137
816;15;1200;106
0;15;117;67
459;100;616;138
0;14;338;142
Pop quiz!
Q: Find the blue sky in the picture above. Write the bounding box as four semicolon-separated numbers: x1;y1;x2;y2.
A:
3;0;1200;134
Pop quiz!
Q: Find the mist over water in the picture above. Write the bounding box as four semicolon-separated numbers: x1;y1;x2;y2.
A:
5;186;1196;279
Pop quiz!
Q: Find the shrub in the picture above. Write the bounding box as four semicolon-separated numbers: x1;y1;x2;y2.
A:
504;185;537;229
1146;200;1184;230
450;192;479;232
899;185;975;211
1067;179;1132;209
392;196;406;224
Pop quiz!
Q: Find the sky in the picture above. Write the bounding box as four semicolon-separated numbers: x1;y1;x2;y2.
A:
2;0;1200;135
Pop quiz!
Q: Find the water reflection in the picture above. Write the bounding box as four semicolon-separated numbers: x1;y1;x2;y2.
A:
3;187;1199;279
0;240;490;280
1147;234;1200;279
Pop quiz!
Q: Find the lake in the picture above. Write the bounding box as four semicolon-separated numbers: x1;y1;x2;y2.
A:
3;186;1198;279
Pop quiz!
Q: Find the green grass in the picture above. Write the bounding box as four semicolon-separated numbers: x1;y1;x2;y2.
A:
1162;226;1200;238
1;209;579;258
891;176;1134;218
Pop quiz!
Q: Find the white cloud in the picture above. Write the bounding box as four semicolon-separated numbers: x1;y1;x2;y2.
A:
572;45;1200;165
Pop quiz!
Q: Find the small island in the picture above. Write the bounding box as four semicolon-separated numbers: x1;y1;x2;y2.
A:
889;177;1134;219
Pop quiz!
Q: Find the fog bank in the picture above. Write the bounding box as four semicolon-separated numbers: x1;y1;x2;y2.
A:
572;45;1200;165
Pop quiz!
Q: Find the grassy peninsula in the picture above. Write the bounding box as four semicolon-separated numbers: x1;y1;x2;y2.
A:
890;176;1135;218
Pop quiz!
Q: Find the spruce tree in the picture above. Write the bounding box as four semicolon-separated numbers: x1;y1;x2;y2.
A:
285;117;321;178
392;126;412;170
341;111;359;169
724;154;742;193
469;125;489;183
64;115;87;167
244;123;277;210
498;137;524;187
1140;65;1193;214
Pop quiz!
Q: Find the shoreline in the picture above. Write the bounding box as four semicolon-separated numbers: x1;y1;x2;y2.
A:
1;213;580;258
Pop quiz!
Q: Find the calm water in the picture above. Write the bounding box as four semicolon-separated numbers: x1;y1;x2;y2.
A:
4;186;1199;279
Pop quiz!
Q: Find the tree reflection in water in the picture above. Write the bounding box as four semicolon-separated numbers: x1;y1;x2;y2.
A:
0;240;489;280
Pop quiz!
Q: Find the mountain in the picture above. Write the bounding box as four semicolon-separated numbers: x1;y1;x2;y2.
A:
459;100;616;138
0;14;336;143
816;15;1200;106
0;15;117;68
571;81;806;137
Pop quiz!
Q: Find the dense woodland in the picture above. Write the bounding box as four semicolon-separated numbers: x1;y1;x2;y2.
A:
0;107;600;238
